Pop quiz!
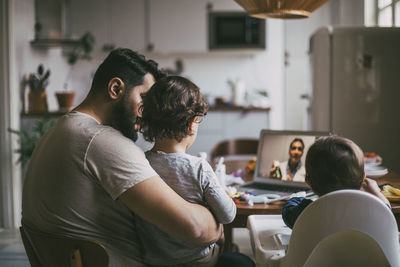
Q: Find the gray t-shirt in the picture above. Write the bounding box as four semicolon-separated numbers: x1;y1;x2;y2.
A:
135;150;236;265
22;111;157;267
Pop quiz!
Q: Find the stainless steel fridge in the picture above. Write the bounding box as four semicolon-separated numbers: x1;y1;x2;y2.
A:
309;26;400;173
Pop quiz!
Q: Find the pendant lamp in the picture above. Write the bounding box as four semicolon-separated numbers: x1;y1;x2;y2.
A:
234;0;329;19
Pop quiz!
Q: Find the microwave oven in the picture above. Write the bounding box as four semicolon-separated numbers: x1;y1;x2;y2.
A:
208;12;266;49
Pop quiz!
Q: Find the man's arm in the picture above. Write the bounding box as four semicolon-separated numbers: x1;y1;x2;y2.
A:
119;176;222;246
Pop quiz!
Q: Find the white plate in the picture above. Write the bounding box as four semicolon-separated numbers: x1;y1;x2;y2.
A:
365;165;388;178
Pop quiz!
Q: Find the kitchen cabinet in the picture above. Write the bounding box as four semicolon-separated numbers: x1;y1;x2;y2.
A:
69;0;146;51
148;0;243;53
68;0;243;53
148;0;208;52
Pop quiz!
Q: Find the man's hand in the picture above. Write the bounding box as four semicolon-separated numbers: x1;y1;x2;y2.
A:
119;176;221;246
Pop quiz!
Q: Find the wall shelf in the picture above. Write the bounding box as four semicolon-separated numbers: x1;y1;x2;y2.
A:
30;39;80;48
20;111;66;117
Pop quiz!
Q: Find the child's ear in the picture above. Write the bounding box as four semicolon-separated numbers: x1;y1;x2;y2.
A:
189;119;195;134
189;117;201;134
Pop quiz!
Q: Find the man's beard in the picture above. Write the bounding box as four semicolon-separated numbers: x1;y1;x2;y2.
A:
112;94;138;142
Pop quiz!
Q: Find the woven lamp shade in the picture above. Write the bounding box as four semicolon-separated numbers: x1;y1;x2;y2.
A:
234;0;329;19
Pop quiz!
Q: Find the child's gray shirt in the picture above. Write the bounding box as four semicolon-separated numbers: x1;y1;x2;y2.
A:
135;150;237;265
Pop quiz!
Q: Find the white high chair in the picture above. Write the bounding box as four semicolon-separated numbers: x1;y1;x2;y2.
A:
247;190;400;267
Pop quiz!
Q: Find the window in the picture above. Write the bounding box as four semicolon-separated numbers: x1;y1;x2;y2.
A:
365;0;400;26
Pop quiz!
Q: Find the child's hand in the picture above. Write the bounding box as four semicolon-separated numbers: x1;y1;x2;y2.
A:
361;177;380;194
361;177;390;206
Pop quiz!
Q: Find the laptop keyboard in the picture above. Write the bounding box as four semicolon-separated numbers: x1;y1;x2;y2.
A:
240;182;307;193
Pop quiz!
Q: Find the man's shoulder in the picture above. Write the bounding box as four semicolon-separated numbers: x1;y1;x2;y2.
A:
91;128;142;153
59;111;107;136
62;112;143;155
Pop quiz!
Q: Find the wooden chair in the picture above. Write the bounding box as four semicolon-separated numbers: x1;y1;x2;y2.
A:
210;138;259;174
20;226;109;267
210;138;259;162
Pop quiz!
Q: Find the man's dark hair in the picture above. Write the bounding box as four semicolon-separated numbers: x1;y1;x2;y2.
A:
140;76;208;142
90;48;165;93
289;138;304;150
305;135;364;196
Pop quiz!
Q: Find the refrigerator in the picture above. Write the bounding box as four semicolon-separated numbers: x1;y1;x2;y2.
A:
309;26;400;173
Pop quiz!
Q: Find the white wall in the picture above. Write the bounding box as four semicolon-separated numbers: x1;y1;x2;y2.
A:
284;3;333;130
330;0;365;26
13;0;71;112
149;19;285;130
11;0;112;112
12;0;285;130
283;0;365;130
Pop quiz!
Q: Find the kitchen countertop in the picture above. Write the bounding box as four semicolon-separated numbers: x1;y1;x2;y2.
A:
209;105;271;112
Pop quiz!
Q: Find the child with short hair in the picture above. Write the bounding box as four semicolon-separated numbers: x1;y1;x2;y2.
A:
282;135;390;229
137;76;236;266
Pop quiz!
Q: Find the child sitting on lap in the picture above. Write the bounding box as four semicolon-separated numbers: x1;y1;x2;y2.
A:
282;135;390;229
137;76;236;266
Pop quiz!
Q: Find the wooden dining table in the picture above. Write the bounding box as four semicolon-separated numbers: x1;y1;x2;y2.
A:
223;170;400;253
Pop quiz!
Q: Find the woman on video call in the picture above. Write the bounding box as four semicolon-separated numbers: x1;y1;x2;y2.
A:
269;138;306;182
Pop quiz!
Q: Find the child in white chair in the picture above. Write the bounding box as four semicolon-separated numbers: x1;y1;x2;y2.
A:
282;135;390;229
136;76;236;266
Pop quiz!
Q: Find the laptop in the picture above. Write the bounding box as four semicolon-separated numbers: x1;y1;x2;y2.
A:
237;130;329;200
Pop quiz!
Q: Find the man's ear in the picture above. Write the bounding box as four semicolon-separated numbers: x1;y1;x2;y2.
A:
107;77;125;100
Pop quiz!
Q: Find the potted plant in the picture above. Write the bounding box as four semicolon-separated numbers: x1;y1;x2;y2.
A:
8;115;55;166
27;64;51;114
56;32;95;112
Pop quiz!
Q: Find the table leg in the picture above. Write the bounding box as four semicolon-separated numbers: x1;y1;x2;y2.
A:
223;224;233;253
223;214;250;253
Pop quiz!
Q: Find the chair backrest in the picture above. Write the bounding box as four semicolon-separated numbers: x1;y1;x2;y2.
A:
303;230;390;267
275;190;399;267
20;226;109;267
210;138;258;163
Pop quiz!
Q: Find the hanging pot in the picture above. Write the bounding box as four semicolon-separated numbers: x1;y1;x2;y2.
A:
234;0;329;19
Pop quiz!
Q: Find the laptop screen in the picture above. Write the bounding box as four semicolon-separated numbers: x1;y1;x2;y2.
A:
254;130;329;187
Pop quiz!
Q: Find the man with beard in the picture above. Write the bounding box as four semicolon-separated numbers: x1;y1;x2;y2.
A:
269;138;306;181
21;49;223;267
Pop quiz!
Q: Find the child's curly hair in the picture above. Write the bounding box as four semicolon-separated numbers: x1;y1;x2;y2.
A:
139;76;209;142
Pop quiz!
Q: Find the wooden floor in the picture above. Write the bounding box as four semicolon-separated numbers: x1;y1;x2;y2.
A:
0;229;29;267
0;227;254;266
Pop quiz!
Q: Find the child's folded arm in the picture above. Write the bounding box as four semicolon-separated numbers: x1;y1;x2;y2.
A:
204;184;237;224
201;161;237;224
282;197;312;229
